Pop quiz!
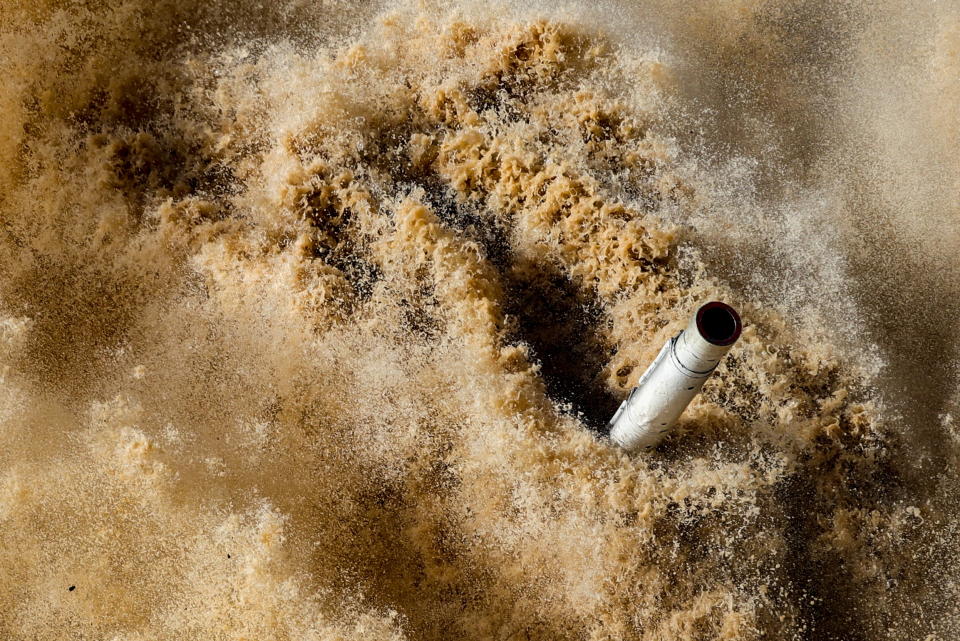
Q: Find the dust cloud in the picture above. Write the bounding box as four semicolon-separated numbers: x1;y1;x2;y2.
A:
0;1;958;639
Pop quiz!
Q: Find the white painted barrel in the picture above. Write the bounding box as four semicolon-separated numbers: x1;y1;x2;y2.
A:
608;302;741;452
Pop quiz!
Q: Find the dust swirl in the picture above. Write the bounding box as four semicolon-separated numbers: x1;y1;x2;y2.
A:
1;2;958;639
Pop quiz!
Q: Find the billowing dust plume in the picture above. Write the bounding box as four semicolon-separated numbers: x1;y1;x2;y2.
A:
1;1;958;639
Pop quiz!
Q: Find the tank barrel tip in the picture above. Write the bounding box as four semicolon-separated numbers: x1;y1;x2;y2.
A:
696;301;741;346
608;301;742;452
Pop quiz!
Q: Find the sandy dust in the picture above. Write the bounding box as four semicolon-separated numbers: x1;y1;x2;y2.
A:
1;1;958;639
